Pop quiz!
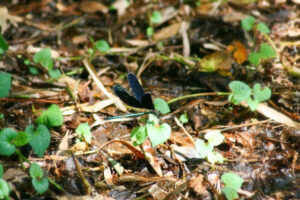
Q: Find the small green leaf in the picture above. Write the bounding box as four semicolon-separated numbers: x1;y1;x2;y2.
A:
27;125;50;157
0;179;10;199
0;165;3;178
75;122;92;144
256;22;270;34
95;40;110;53
32;178;49;194
221;172;244;190
154;98;170;114
33;48;53;71
205;130;224;146
29;67;39;75
206;151;224;164
247;97;259;111
195;139;213;159
0;35;8;54
258;43;276;59
241;16;255;31
253;83;271;103
130;126;147;146
147;122;171;147
13;131;32;147
146;27;154;37
179;113;188;124
148;113;159;125
228;81;252;104
0;72;11;98
30;163;44;179
151;11;162;24
36;104;63;127
49;69;61;79
248;52;260;66
0;128;17;156
222;186;238;200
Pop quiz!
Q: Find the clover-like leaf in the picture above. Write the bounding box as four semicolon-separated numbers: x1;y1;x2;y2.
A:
195;139;213;159
253;83;271;103
228;81;252;104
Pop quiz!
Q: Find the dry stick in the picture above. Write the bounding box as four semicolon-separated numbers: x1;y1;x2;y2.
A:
174;117;195;146
82;58;127;112
72;154;92;195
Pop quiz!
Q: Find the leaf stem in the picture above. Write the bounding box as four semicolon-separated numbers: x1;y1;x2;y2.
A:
167;92;230;104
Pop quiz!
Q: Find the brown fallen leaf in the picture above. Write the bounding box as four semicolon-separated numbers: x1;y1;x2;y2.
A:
79;1;108;14
153;23;181;41
189;174;209;196
149;184;168;200
0;6;23;34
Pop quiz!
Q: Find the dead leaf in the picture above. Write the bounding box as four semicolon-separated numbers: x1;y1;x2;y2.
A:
0;7;23;34
79;1;108;14
227;41;247;64
153;23;181;41
56;132;69;156
149;184;168;200
198;51;232;76
189;174;209;196
70;142;87;152
112;0;128;16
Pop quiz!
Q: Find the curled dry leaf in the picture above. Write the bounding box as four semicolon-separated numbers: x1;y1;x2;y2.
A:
189;174;209;196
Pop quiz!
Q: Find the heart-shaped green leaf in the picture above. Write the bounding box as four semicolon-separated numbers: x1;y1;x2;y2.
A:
0;179;10;199
32;178;49;194
253;83;271;103
229;81;251;104
36;104;63;127
0;128;17;156
27;125;50;157
147;123;171;147
205;130;224;146
154;98;170;114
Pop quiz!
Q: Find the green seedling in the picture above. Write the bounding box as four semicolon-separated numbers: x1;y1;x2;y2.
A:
241;16;276;66
75;122;92;144
229;81;271;111
94;40;110;53
147;10;162;37
195;130;224;164
30;163;49;194
221;172;244;200
34;48;60;78
36;104;63;128
131;99;171;147
179;113;189;124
